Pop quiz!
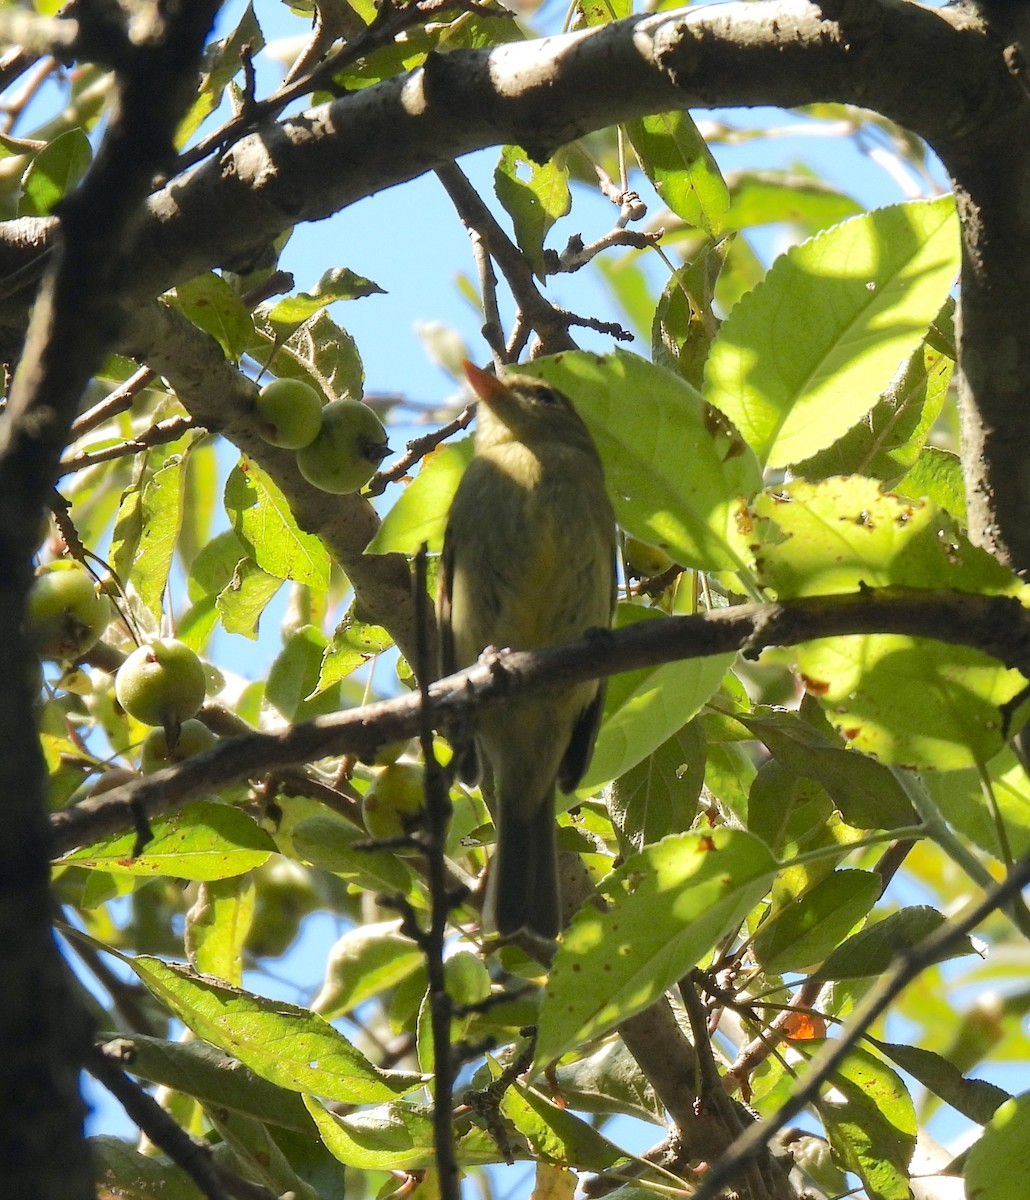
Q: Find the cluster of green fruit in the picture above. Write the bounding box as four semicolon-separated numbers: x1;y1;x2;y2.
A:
251;378;390;494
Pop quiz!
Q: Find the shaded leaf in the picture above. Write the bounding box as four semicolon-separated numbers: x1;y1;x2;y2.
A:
536;829;777;1069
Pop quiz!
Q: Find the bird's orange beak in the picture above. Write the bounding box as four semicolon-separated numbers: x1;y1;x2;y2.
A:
463;360;507;404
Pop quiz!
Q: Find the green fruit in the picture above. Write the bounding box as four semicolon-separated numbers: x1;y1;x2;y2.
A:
444;949;492;1007
140;718;217;773
86;767;139;797
115;639;207;727
361;737;411;767
362;762;425;844
247;860;320;959
296;399;390;494
26;561;111;662
624;536;675;579
253;378;324;449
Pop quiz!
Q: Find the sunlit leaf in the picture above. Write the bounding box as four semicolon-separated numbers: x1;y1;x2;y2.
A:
705;196;959;467
536;829;777;1069
225;458;331;589
59;800;274;881
131;958;420;1104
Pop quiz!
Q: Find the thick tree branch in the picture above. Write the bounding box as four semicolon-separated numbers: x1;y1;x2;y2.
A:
0;1;1021;567
50;586;1030;856
0;7;222;1198
0;1;1007;327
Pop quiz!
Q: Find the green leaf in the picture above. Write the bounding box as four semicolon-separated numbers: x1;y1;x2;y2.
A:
135;450;189;618
518;349;762;574
366;437;474;554
19;127;91;215
897;445;966;522
735;708;916;830
813;1046;917;1200
554;1040;663;1123
651;241;728;390
626;111;729;234
185;875;254;982
607;718;706;853
704;738;758;824
215;558;283;640
816;906;975;980
576;0;632;25
964;1092;1030;1200
725;171;863;232
59;800;274;881
91;1135;204;1200
583;604;731;793
311;919;424;1020
304;1097;511;1169
205;1108;325;1200
108;467;146;591
923;746;1030;860
871;1039;1009;1125
187;527;249;601
225;458;331;589
494;146;571;277
314;607;393;695
750;477;1029;767
253;307;363;402
500;1081;628;1170
175;3;265;145
266;626;340;721
171;273;254;360
290;814;417;896
99;1032;315;1131
704;196;960;467
130;957;421;1104
753;869;880;973
794;323;954;484
266;268;387;326
535;829;777;1069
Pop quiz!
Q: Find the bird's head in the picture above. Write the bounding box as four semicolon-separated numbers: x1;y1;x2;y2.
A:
464;360;596;455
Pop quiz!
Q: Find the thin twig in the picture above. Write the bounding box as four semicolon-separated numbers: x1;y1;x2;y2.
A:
435;161;578;355
411;544;462;1200
58;414;199;474
87;1042;232;1200
368;403;476;495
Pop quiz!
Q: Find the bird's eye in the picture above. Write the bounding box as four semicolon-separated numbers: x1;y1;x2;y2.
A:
533;386;561;406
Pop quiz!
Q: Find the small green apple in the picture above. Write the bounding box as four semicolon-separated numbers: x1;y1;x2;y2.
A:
140;717;217;773
444;949;492;1007
246;859;320;959
296;399;390;494
26;561;112;662
253;378;324;449
86;766;139;797
623;536;675;580
361;762;425;844
115;638;207;727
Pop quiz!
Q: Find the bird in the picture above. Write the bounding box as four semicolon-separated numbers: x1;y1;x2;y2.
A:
438;361;616;939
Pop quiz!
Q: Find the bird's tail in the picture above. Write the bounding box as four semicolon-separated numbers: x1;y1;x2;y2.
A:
483;790;560;940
